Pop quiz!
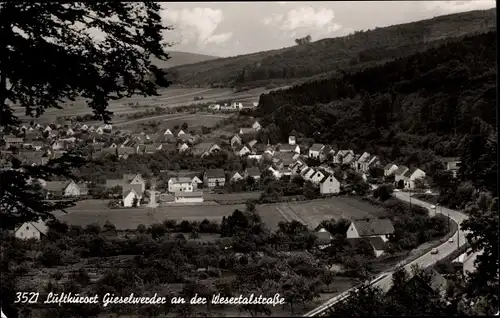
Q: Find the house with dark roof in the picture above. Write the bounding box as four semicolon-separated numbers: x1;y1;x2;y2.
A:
308;143;325;159
230;135;242;147
245;167;261;180
279;144;300;154
235;144;252;157
191;142;220;157
394;165;409;184
315;226;334;249
204;169;226;188
122;184;142;207
398;167;426;189
346;218;395;242
333;149;354;164
239;127;257;135
347;237;387;257
117;146;135;158
319;174;341;194
384;163;399;176
43;180;88;198
15;219;48;240
441;157;461;177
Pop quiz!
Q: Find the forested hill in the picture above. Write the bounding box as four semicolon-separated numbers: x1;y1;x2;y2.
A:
166;9;495;88
255;31;497;192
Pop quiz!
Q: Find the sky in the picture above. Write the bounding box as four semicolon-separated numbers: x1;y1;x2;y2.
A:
159;1;496;57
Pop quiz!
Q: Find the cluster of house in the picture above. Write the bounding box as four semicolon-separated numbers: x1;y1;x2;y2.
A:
311;217;395;258
208;101;258;112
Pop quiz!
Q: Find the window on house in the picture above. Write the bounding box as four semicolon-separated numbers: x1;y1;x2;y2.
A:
26;226;29;230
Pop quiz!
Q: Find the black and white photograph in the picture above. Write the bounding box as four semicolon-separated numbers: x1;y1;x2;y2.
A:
0;1;497;317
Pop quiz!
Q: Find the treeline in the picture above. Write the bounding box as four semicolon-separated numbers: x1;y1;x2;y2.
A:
255;31;497;193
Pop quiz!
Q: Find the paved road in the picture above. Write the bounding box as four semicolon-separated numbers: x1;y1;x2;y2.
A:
304;191;472;316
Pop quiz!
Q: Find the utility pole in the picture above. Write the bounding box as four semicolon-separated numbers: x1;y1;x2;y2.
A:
447;212;450;233
457;222;460;249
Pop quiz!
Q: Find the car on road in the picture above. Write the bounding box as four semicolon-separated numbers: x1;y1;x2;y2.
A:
449;238;454;243
431;248;439;254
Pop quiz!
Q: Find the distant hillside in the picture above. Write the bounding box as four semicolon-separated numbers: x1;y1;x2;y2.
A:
254;31;496;192
151;51;219;69
165;9;496;89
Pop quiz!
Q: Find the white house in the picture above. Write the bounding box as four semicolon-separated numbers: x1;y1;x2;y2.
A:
442;157;461;177
394;165;409;185
174;191;204;203
231;102;243;110
346;219;394;242
204;169;226;188
354;152;371;171
308;144;325;159
231;135;242;147
123;188;141;207
302;167;316;181
164;129;173;136
168;177;194;193
252;121;261;131
15;220;48;240
401;168;426;189
384;164;399;176
333;150;354;164
191;176;204;189
178;143;190;153
288;136;296;145
319;174;341;194
95;127;104;134
236;145;252;157
229;171;244;183
208;104;221;110
177;130;186;137
310;170;326;184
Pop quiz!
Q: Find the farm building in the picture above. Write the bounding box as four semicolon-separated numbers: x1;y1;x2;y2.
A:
174;191;204;203
346;218;394;242
15;220;48;240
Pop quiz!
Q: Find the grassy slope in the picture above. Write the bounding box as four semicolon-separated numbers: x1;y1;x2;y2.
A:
166;9;496;88
150;50;220;69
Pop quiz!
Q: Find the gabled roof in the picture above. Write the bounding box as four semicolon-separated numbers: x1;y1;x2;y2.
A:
205;169;225;179
118;147;135;155
369;237;386;250
16;220;48;236
384;163;397;170
394;165;409;176
309;143;325;152
106;179;124;188
44;180;72;192
122;183;143;196
169;177;192;184
279;144;296;152
403;167;418;178
239;127;257;135
192;142;217;156
246;167;260;177
124;173;143;183
352;218;395;236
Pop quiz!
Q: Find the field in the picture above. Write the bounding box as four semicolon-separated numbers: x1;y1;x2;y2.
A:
117;112;230;131
56;196;388;231
259;197;389;229
14;86;279;122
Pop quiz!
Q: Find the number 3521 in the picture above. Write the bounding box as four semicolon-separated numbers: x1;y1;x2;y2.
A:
14;292;39;304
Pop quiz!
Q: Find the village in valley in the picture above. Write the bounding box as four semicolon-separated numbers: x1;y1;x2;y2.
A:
1;3;496;317
2;108;460;245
